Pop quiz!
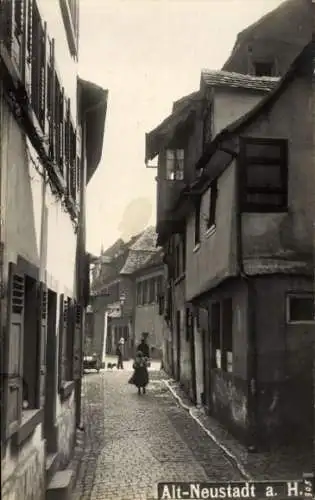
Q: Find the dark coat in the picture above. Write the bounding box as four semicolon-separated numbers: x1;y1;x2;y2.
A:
129;358;149;388
137;342;150;358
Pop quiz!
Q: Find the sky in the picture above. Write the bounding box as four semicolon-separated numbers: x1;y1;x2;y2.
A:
79;0;284;256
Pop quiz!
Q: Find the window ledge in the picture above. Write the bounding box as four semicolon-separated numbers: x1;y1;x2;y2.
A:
13;409;43;447
205;225;216;238
174;273;186;285
193;243;201;253
60;380;75;401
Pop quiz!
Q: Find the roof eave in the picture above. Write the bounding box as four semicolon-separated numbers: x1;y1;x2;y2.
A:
78;78;108;184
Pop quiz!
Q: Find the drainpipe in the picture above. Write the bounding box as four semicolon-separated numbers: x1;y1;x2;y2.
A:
235;156;258;452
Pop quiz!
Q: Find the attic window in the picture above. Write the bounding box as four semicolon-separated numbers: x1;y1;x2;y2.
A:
253;62;274;77
166;149;184;180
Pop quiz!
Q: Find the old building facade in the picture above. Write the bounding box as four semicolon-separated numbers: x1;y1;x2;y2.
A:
146;0;314;449
0;0;107;498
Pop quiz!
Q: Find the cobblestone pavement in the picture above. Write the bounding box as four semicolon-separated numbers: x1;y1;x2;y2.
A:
71;363;244;500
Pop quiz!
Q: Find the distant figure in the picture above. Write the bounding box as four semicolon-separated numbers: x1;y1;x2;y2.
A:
129;351;149;395
116;344;123;369
137;335;150;359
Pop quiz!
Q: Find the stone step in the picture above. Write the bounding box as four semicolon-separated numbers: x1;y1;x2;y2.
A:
45;453;58;485
46;469;74;500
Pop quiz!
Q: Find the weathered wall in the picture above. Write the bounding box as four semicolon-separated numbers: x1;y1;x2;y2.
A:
134;303;163;354
254;275;314;444
186;163;237;302
57;392;76;468
213;87;268;137
2;426;45;500
241;72;314;272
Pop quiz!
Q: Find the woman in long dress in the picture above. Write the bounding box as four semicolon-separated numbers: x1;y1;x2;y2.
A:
129;351;149;394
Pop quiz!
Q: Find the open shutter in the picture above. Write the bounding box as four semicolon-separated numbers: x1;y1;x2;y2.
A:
24;0;33;95
73;303;82;380
57;293;64;390
47;38;55;160
36;282;47;407
4;263;24;439
39;21;47;132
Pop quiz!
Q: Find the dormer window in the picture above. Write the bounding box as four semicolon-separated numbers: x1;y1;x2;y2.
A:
166;149;184;180
253;62;274;77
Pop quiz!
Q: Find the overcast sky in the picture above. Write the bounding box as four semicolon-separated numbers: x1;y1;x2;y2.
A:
79;0;283;255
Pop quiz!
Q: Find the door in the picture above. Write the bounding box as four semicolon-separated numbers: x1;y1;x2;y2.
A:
176;310;181;381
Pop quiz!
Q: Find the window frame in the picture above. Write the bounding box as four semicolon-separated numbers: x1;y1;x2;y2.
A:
207;178;218;230
194;197;201;246
210;298;233;373
239;137;288;213
166;148;185;181
286;292;315;324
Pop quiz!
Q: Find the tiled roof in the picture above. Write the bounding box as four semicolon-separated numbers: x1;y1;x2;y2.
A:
120;226;162;275
201;70;279;92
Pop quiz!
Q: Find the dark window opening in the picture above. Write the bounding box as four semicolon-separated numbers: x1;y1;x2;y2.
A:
222;298;233;372
240;138;288;212
166;149;184;180
23;276;38;409
287;294;314;323
207;179;218;229
194;198;201;246
210;302;221;369
254;61;274;77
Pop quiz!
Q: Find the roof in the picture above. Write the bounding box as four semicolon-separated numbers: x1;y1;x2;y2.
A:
200;70;279;92
145;91;201;162
223;0;311;73
196;40;313;172
120;226;162;275
78;78;108;184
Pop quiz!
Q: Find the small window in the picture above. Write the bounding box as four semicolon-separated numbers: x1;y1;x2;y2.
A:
240;138;288;213
166;149;184;180
148;278;155;303
254;61;274;77
287;294;314;323
207;179;218;230
210;302;221;369
136;282;142;305
194;198;201;246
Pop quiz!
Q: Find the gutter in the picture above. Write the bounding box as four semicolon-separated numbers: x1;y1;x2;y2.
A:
235;154;258;452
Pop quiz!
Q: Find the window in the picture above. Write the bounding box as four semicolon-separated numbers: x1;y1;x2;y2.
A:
210;299;233;372
210;302;221;369
148;278;156;303
287;293;314;323
136;282;142;305
185;308;193;342
181;233;186;273
254;61;274;77
166;149;184;180
194;198;201;246
143;280;149;305
207;179;218;230
175;244;180;278
31;2;46;130
58;295;74;390
203;103;213;151
240;138;288;212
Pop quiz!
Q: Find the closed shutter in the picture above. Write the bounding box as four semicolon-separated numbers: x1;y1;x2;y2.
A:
4;263;24;439
36;282;47;407
38;21;47;132
73;304;82;380
58;293;66;389
24;0;33;95
47;38;55;160
66;299;74;380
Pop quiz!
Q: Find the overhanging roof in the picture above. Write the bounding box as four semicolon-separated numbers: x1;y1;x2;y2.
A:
200;70;279;92
196;40;313;171
78;78;108;184
145;91;201;162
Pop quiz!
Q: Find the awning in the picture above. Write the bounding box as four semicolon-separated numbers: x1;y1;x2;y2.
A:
78;78;108;184
145;91;202;162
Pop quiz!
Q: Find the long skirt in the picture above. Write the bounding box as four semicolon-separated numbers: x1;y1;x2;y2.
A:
129;367;149;388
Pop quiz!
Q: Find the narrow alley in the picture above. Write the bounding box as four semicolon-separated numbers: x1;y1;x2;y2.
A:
71;362;244;500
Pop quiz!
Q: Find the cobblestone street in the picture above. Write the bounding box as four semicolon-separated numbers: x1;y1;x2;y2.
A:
72;362;244;500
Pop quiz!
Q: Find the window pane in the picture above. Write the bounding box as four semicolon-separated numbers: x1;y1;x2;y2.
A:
176;149;184;160
289;296;314;321
166;149;175;159
246;164;283;189
245;142;283;159
245;193;285;207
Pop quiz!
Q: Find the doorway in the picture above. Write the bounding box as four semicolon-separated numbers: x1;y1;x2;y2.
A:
176;310;181;381
44;289;57;452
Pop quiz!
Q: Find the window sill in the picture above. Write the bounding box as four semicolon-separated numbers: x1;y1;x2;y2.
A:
193;243;201;253
174;273;186;285
59;380;75;402
13;409;43;447
205;225;216;238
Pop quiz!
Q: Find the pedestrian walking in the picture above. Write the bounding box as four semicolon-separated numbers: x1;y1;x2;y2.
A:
116;344;124;369
137;334;150;359
128;351;149;394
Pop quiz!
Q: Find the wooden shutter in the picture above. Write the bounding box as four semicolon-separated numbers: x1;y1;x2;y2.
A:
47;38;55;160
24;0;33;95
64;99;71;194
58;293;67;389
4;263;24;439
73;304;82;380
36;282;47;407
39;21;47;132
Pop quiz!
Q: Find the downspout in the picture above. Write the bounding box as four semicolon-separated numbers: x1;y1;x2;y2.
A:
235;153;258;452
